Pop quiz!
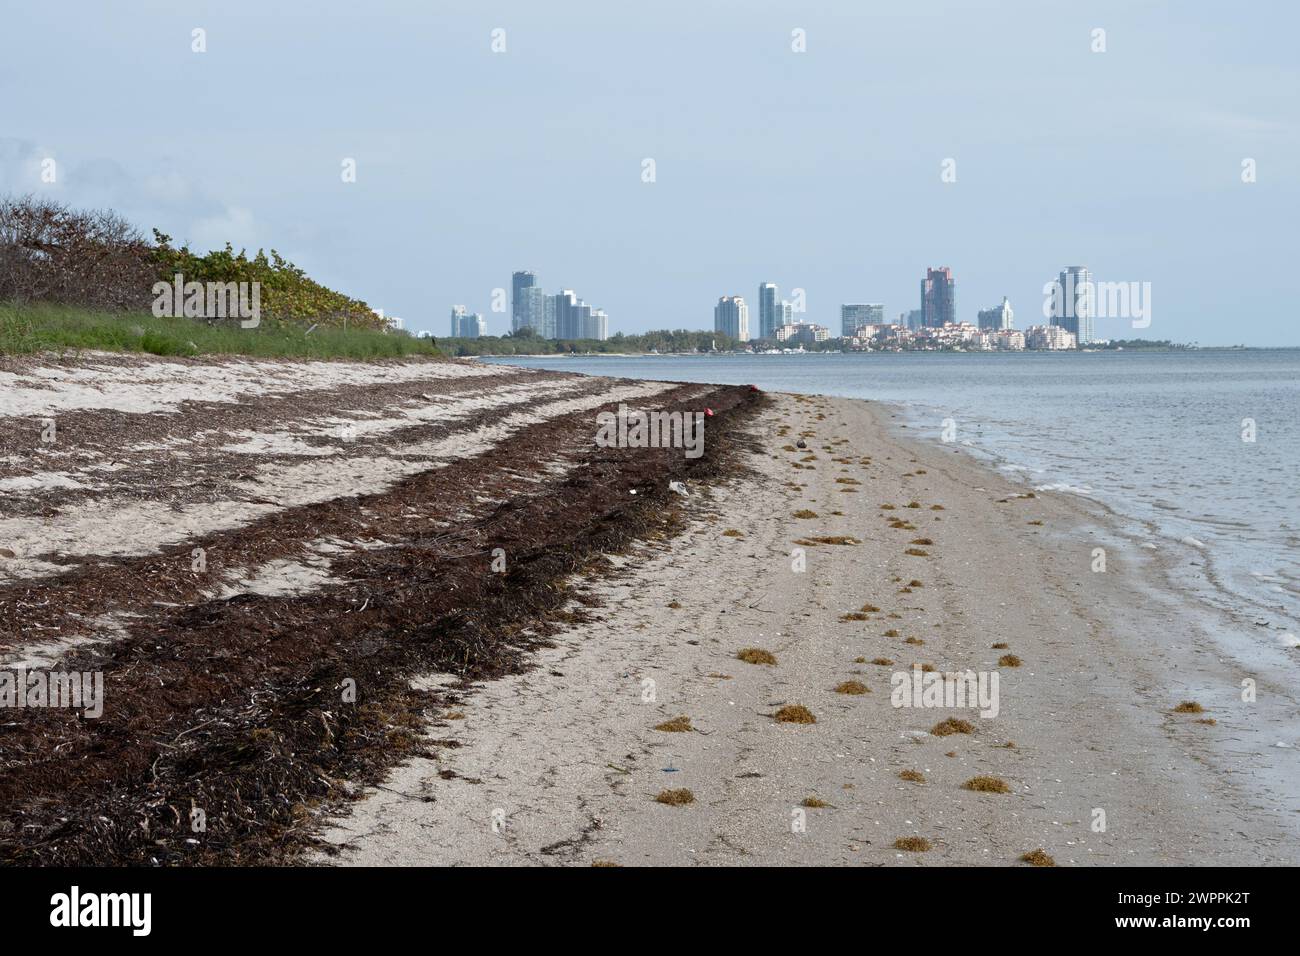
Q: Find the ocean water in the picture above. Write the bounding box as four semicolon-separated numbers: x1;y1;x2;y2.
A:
484;350;1300;646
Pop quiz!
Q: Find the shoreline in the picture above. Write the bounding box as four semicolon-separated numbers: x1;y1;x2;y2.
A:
317;390;1296;865
1;353;1292;865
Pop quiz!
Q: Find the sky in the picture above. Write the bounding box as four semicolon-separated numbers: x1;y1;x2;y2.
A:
2;0;1297;345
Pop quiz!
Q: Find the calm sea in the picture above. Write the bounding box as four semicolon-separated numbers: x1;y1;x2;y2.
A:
484;350;1300;646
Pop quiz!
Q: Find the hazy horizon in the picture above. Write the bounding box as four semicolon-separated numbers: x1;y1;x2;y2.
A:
3;1;1296;345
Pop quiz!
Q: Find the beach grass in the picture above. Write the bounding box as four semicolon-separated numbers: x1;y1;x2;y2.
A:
0;303;440;360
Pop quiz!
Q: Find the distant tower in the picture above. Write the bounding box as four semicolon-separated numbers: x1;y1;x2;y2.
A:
920;267;955;328
511;271;538;332
714;296;750;341
977;297;1014;330
1050;266;1092;344
758;283;780;339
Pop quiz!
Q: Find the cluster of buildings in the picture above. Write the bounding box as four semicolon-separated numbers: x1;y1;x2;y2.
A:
510;271;608;340
447;263;1097;349
713;265;1091;351
447;271;610;340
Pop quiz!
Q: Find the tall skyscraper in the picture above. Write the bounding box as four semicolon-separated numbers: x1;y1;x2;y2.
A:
977;297;1014;330
551;290;579;339
841;303;885;337
714;296;749;341
920;267;955;328
523;285;550;337
1050;266;1093;344
511;271;538;332
758;283;780;339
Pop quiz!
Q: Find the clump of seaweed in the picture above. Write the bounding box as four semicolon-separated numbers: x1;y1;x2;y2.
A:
998;654;1022;667
801;796;830;808
1174;701;1205;714
737;648;777;665
931;717;975;736
774;704;816;724
1020;848;1056;867
893;836;932;852
793;509;818;519
655;788;695;806
654;715;692;733
834;680;869;695
898;769;926;783
905;547;929;557
722;528;744;538
962;775;1011;793
871;657;894;666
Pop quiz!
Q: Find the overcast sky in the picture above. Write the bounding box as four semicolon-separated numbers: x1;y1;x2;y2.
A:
3;1;1296;344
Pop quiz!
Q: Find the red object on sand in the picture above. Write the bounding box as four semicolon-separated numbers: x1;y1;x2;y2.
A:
749;384;760;392
704;408;714;417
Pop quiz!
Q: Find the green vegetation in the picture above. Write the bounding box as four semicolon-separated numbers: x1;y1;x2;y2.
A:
0;303;439;359
151;231;384;330
439;328;737;356
1095;339;1189;350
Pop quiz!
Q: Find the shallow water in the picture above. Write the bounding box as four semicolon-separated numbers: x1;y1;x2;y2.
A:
485;349;1300;647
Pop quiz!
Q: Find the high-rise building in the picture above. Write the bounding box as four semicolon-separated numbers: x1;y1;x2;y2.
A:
522;285;550;338
583;309;608;341
1049;266;1093;344
551;290;579;339
450;305;485;338
920;267;955;328
758;283;780;339
841;303;885;337
511;271;538;332
977;297;1014;331
714;296;749;341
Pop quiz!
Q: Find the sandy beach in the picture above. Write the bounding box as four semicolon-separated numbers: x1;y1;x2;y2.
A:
317;391;1296;866
1;356;1293;865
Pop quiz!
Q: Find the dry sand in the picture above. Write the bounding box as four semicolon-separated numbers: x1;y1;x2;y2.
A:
317;391;1296;866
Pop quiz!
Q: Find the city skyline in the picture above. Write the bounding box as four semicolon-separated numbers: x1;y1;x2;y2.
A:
5;2;1293;347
